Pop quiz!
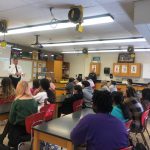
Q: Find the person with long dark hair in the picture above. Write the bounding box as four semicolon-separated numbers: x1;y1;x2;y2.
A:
34;78;55;105
124;86;144;131
141;88;150;110
111;91;130;122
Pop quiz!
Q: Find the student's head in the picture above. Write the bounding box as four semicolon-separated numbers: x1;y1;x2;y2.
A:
32;79;40;89
142;88;150;101
69;77;75;83
127;79;133;85
82;80;90;88
1;77;14;98
111;80;116;86
76;77;82;82
112;91;124;105
147;82;150;88
16;81;31;98
40;78;50;91
13;58;18;65
92;90;113;113
126;86;136;98
85;77;89;80
73;85;83;94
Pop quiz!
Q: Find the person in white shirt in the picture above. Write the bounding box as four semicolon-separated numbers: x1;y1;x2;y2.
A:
100;81;110;92
8;58;23;88
109;80;117;93
85;77;95;89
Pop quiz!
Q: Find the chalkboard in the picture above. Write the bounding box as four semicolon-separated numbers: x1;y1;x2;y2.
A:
143;64;150;79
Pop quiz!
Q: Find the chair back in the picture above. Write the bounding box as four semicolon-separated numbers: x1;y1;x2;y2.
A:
73;99;84;112
40;104;56;121
141;109;150;128
25;111;45;134
125;120;133;132
120;146;133;150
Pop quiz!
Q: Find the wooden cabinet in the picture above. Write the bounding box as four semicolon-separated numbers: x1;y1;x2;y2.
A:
46;60;62;82
113;63;141;77
62;62;70;79
90;62;101;76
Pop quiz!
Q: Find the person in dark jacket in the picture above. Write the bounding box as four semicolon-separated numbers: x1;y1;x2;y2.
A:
65;77;75;95
88;69;97;83
58;85;83;117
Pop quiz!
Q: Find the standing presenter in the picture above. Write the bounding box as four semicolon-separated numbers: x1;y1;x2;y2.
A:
9;58;24;88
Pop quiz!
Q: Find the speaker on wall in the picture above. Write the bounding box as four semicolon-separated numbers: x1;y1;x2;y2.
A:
104;67;110;75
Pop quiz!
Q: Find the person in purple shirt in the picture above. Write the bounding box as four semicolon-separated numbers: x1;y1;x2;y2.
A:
70;90;129;150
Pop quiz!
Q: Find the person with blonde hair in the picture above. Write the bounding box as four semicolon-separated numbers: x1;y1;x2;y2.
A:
0;81;38;149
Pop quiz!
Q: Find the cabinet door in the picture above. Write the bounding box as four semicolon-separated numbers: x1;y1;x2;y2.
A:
128;63;141;77
113;63;121;76
54;61;62;82
90;63;101;76
120;63;129;77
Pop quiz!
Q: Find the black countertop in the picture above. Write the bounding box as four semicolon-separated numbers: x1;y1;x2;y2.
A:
33;108;94;140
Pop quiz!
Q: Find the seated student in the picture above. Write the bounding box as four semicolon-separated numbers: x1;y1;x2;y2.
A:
147;82;150;89
75;78;82;87
85;77;95;89
141;88;150;110
100;80;110;91
82;81;93;108
109;80;117;93
65;77;75;95
124;86;144;132
7;81;38;148
45;75;56;91
34;78;55;105
58;85;83;117
71;90;129;150
0;77;15;104
127;79;133;87
111;91;130;123
30;79;40;96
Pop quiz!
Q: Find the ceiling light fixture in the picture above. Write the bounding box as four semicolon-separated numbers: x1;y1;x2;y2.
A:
12;47;22;51
62;48;150;54
0;15;114;35
44;38;146;47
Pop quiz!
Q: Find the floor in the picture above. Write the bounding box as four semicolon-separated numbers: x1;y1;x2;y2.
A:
0;120;150;149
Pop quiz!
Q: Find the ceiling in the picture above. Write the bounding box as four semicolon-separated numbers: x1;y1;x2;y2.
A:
0;0;149;52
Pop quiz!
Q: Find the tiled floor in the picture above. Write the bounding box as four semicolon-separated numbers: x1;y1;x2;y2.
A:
0;120;150;149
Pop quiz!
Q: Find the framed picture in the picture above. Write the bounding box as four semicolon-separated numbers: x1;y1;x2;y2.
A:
118;53;135;63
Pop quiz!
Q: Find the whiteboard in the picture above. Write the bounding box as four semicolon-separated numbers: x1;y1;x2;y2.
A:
143;64;150;79
0;47;11;77
18;59;33;82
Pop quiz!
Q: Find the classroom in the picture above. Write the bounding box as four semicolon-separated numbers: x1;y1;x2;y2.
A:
0;0;150;150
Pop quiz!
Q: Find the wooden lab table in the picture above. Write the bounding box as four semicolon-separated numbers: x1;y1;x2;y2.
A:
33;108;94;150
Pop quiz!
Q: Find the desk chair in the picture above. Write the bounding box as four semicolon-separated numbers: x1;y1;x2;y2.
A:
40;104;56;121
73;99;84;112
125;120;133;132
120;146;133;150
18;112;45;150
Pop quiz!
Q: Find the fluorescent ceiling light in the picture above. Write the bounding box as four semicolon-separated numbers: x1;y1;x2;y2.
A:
12;47;22;51
43;38;146;47
0;15;114;35
62;48;150;54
